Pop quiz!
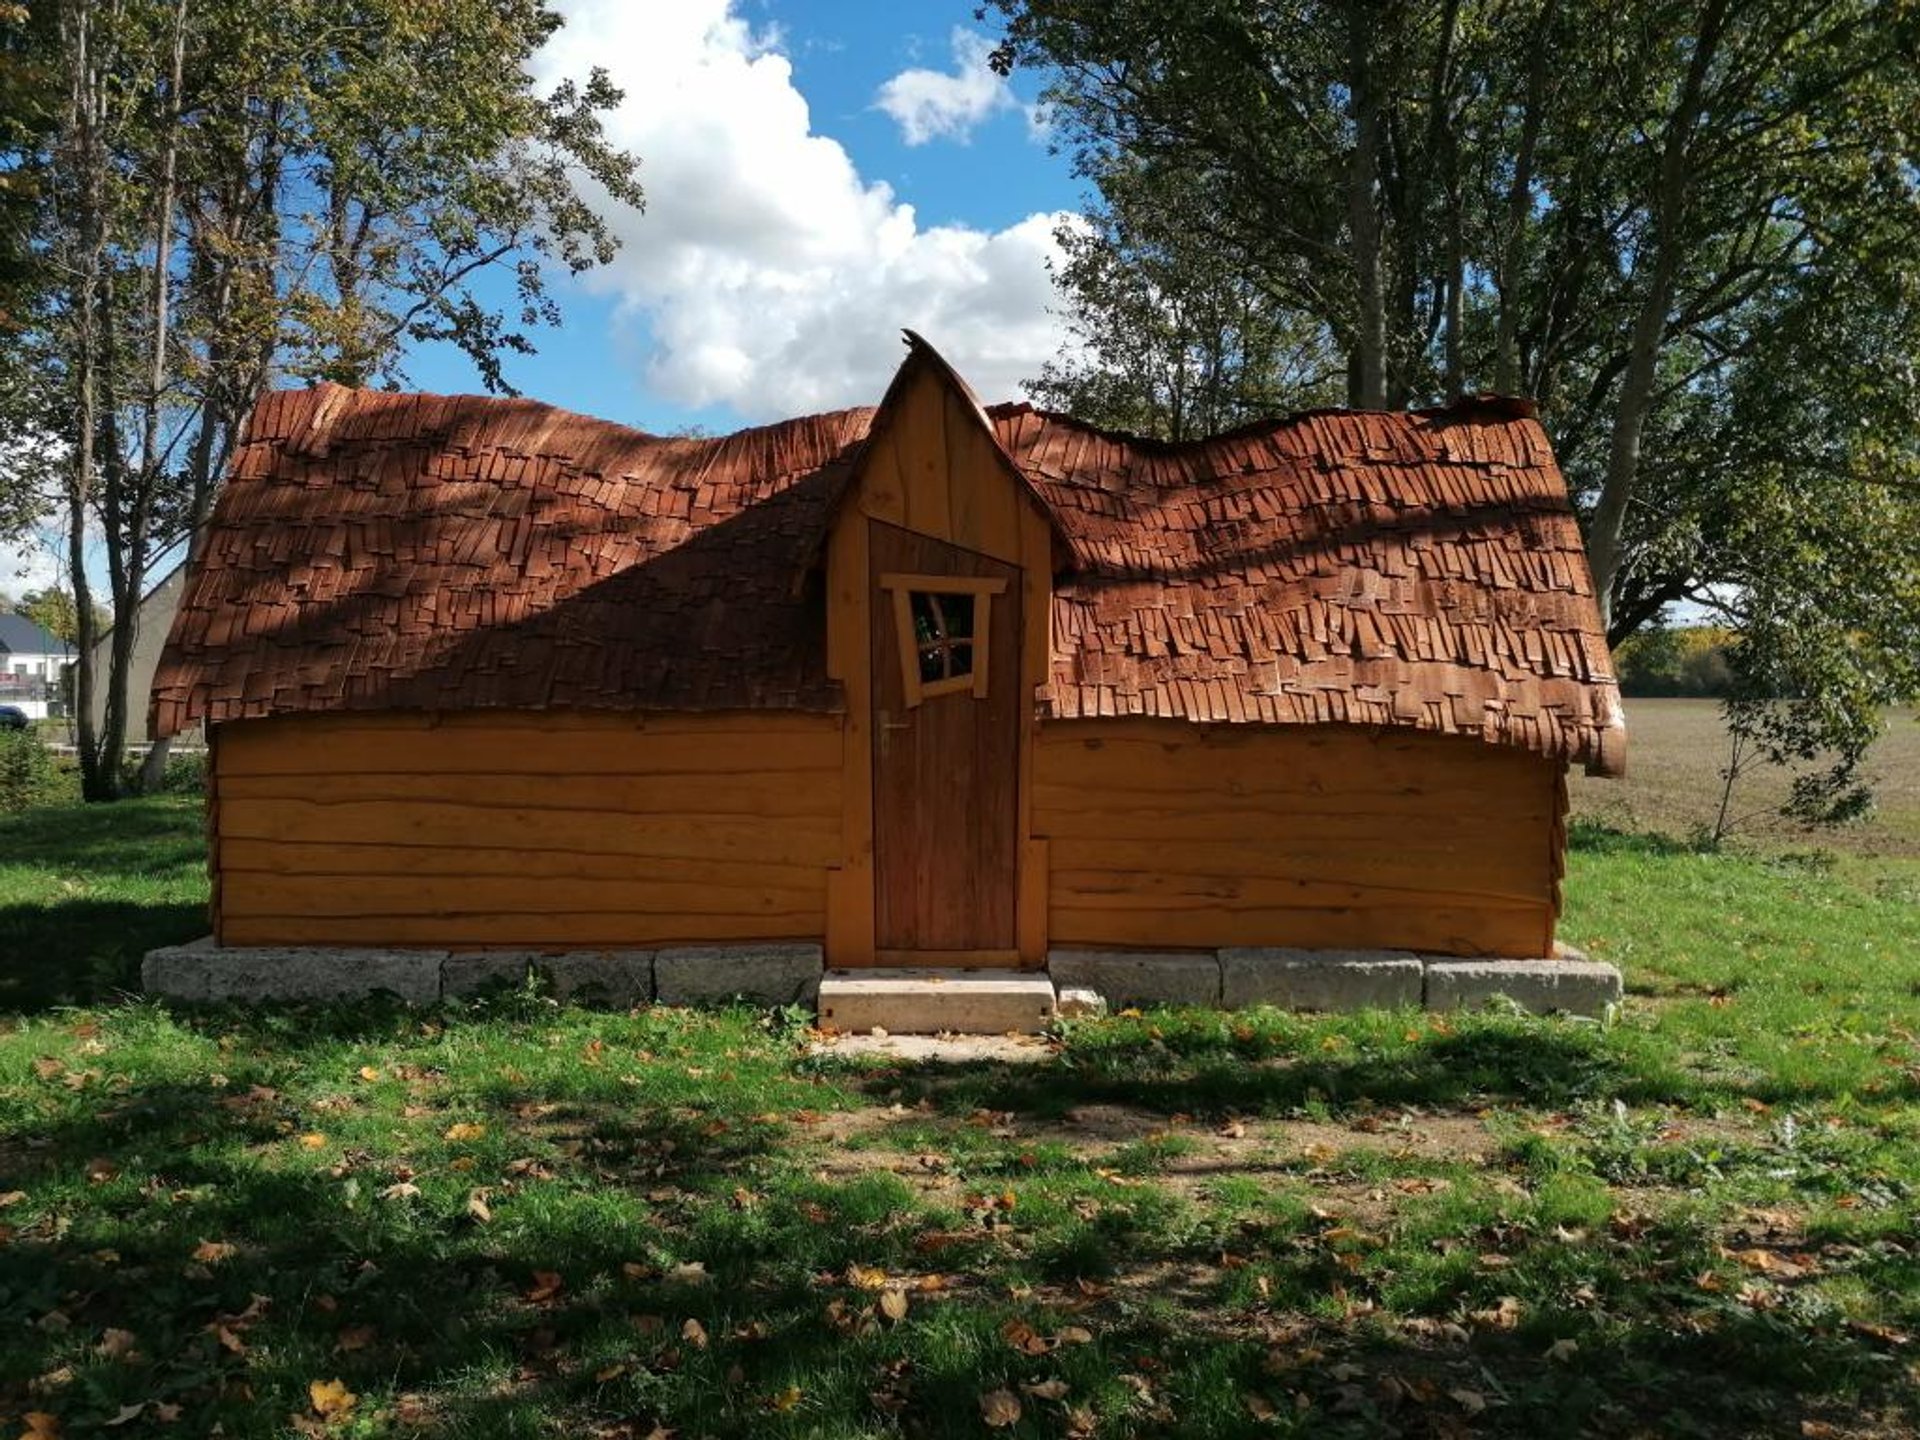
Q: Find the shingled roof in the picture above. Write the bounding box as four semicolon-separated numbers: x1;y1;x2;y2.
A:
151;353;1625;775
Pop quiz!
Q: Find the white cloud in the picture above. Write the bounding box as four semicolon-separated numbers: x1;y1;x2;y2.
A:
875;28;1013;147
538;2;1076;421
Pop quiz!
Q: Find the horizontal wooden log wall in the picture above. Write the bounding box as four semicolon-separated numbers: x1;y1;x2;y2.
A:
1034;720;1561;958
212;710;842;948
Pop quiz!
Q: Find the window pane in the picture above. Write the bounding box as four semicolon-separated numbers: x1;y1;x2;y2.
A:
942;593;976;640
909;592;943;645
918;645;947;684
948;641;974;678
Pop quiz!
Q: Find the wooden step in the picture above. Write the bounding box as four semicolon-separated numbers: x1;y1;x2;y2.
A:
817;968;1057;1035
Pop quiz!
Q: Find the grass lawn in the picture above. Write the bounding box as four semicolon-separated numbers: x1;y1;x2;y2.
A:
3;776;1919;1435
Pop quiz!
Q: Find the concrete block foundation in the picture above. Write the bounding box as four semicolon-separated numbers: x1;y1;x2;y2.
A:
1046;950;1220;1007
1220;947;1425;1011
142;940;1621;1027
537;951;655;1007
142;939;445;1005
654;944;823;1007
1424;958;1622;1017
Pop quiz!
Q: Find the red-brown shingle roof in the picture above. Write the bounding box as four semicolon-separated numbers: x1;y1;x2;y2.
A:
152;368;1624;774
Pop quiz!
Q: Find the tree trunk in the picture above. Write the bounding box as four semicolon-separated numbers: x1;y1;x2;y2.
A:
60;0;110;800
1493;0;1554;397
1343;0;1387;409
1587;0;1729;629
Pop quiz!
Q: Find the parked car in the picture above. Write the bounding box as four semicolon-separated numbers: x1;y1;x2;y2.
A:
0;706;28;732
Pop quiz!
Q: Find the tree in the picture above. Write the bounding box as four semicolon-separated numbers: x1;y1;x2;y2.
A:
11;0;643;799
991;0;1920;817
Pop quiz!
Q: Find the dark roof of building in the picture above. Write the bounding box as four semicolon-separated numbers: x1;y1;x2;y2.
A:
151;342;1625;774
0;613;70;656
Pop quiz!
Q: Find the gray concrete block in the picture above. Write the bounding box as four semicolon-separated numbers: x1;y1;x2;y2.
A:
142;941;445;1004
441;951;538;998
1424;958;1623;1017
818;969;1056;1035
1045;950;1220;1007
654;943;822;1007
1220;948;1424;1011
536;951;655;1007
1055;986;1108;1020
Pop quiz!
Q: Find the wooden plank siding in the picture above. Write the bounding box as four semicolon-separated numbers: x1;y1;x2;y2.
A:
212;710;842;948
1035;720;1563;957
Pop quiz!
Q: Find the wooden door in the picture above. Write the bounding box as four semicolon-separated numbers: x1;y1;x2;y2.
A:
869;521;1022;960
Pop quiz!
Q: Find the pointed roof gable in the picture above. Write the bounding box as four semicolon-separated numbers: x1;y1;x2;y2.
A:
825;330;1072;562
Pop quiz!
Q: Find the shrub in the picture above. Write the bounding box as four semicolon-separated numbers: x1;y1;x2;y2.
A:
0;728;56;813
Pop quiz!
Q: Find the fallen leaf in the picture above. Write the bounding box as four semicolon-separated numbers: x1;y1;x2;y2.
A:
21;1413;61;1439
878;1288;909;1323
103;1403;144;1428
93;1327;139;1361
1470;1296;1523;1330
769;1385;803;1412
0;1190;26;1207
466;1190;492;1223
526;1271;564;1304
379;1181;421;1201
1545;1337;1579;1363
1450;1388;1488;1415
356;1067;381;1083
309;1377;357;1419
1245;1393;1278;1420
1023;1378;1071;1401
335;1325;376;1353
682;1318;709;1348
668;1260;710;1286
298;1133;328;1150
193;1240;237;1264
443;1122;486;1143
84;1158;117;1184
980;1388;1022;1428
1055;1325;1094;1346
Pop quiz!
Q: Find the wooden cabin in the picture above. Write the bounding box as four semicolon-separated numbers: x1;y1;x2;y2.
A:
150;333;1624;969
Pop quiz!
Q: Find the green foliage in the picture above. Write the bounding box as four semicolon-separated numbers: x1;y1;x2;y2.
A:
6;0;645;800
0;725;54;812
1614;626;1733;698
990;0;1920;822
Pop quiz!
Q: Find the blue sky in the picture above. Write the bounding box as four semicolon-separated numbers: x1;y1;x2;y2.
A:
3;0;1090;596
406;0;1085;436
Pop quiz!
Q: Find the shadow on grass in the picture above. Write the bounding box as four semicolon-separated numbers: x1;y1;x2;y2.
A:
0;898;206;1010
0;794;208;1011
1567;817;1708;857
1;1062;1905;1438
839;1026;1650;1121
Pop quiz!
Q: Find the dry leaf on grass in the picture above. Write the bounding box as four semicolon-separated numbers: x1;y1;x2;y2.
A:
309;1378;357;1418
979;1388;1022;1428
443;1122;486;1143
95;1328;139;1361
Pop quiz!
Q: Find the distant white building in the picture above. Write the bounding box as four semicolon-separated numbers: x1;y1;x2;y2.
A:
86;564;197;744
0;613;75;719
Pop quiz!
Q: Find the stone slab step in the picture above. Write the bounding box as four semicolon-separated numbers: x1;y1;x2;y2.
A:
817;968;1057;1035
